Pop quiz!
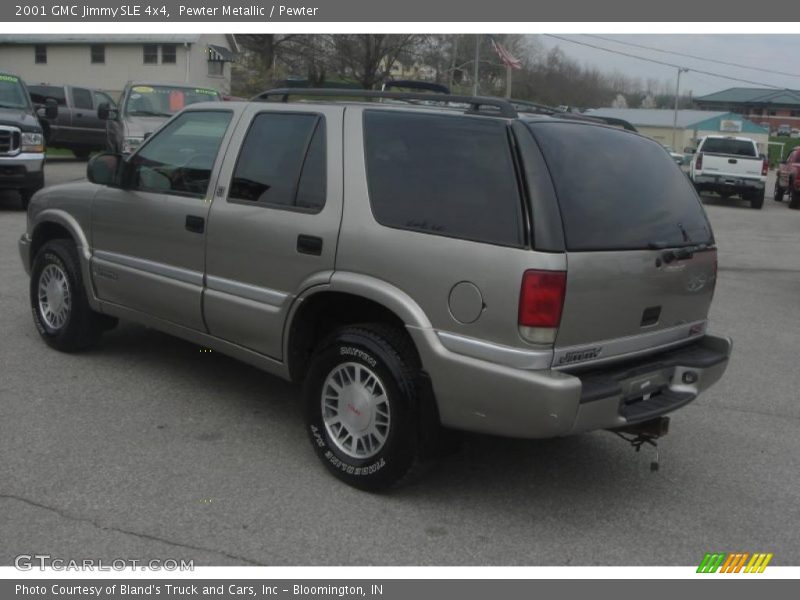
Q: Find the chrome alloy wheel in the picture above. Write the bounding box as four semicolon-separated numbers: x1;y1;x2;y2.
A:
321;362;391;459
38;264;71;330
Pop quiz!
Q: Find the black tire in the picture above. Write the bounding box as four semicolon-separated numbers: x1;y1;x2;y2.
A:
774;179;785;202
750;189;765;209
30;239;104;352
304;323;422;491
790;188;800;210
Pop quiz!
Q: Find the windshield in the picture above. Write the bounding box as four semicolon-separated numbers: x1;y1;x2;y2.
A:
527;122;713;251
123;85;221;117
0;74;30;110
700;138;757;157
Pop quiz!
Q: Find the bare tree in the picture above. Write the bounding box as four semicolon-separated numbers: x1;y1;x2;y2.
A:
329;35;423;89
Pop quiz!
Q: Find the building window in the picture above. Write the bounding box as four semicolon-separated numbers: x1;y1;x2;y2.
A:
208;60;224;77
143;44;158;64
34;45;47;64
768;110;777;116
90;44;105;64
162;44;177;64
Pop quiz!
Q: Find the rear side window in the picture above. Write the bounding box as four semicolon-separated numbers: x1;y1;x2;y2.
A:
28;85;66;106
700;138;756;157
363;111;524;247
229;112;326;212
529;122;712;251
72;88;93;110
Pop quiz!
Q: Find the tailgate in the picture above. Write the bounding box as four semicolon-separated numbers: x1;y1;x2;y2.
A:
701;154;763;178
555;248;716;355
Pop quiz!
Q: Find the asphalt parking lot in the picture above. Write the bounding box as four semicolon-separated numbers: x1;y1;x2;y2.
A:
1;158;799;566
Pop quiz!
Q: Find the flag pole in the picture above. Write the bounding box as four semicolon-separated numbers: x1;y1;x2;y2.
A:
472;36;480;96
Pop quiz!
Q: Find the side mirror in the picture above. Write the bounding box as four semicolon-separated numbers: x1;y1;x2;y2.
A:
87;152;123;186
44;98;58;119
37;98;58;119
97;102;118;120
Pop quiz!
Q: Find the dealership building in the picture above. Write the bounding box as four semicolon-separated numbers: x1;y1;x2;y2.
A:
0;34;238;98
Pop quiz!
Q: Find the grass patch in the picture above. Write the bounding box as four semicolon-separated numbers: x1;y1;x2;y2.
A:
768;136;800;165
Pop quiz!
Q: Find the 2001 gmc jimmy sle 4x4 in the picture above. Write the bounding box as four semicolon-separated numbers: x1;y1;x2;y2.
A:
19;89;732;490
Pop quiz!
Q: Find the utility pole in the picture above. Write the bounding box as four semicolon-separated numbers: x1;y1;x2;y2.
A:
672;67;688;149
449;36;458;92
472;36;480;96
505;64;512;99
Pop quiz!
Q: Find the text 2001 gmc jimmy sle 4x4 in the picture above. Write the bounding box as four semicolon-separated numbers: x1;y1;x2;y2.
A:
19;89;732;490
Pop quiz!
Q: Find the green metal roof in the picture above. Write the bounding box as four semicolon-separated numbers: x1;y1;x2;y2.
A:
696;87;800;106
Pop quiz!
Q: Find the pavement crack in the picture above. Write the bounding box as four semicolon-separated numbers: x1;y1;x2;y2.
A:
0;493;263;566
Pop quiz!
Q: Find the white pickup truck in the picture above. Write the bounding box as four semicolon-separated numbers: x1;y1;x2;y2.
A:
689;135;767;209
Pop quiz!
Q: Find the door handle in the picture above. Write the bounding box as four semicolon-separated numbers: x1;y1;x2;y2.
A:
185;215;205;234
297;235;323;256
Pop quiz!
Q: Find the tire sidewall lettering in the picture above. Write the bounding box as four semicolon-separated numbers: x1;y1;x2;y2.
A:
339;346;377;368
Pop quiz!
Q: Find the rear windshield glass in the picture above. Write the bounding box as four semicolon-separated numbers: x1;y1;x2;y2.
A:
528;122;712;251
699;138;757;157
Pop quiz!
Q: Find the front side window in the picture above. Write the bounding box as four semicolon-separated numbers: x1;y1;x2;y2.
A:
363;111;524;247
127;111;232;198
93;91;115;107
28;85;66;106
229;112;326;212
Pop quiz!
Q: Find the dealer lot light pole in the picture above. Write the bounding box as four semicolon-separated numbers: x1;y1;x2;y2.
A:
673;67;688;150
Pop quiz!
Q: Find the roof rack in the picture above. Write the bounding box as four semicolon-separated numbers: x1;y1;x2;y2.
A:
251;88;519;119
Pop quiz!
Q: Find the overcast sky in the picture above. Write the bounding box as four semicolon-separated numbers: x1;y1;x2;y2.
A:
532;35;800;96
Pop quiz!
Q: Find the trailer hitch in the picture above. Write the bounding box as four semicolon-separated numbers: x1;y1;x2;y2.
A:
610;416;670;472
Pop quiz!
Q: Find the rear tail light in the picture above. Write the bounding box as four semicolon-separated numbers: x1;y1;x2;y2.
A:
518;270;567;345
695;152;703;171
762;157;769;176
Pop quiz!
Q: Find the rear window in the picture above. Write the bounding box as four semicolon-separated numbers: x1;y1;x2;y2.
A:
699;138;757;157
528;122;712;251
363;111;524;247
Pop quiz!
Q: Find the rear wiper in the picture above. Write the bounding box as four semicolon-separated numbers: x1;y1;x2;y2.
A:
648;242;712;263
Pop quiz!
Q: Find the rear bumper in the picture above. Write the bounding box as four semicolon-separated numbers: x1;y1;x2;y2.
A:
0;153;45;191
693;173;765;193
410;327;732;439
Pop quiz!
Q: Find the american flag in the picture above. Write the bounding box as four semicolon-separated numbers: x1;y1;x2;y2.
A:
489;36;522;70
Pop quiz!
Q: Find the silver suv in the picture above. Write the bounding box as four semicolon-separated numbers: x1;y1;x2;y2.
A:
18;89;732;490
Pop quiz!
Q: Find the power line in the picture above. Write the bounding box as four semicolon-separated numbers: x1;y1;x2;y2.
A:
543;34;784;90
584;34;800;82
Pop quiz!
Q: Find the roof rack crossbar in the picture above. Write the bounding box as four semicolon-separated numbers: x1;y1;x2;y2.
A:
251;88;518;118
